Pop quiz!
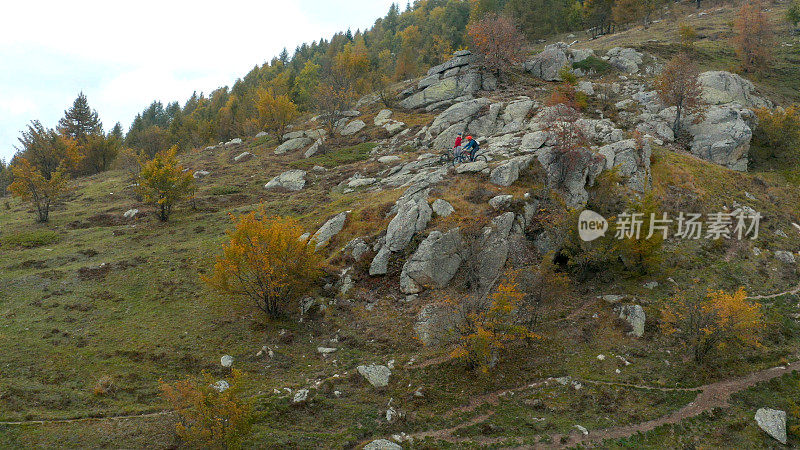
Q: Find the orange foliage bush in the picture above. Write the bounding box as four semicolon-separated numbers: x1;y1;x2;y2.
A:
204;211;323;318
467;13;526;78
661;287;763;363
732;1;775;73
160;370;251;449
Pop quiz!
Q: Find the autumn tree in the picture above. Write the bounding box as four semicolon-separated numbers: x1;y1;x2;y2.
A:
653;53;703;135
160;370;251;448
256;89;299;141
0;159;11;196
661;287;763;363
58;92;103;142
9;158;70;223
467;13;526;78
136;146;195;221
733;1;775;73
16;121;81;178
520;256;572;328
451;274;539;372
204;212;323;319
80;134;121;174
751;106;800;167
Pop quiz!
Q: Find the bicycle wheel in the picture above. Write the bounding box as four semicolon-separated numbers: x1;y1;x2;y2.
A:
438;152;451;166
473;154;488;163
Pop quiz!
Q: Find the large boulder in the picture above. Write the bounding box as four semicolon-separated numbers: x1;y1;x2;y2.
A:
525;43;570;81
414;303;462;347
428;98;491;137
698;71;771;109
617;304;646;338
596;139;652;192
400;50;494;110
369;247;392;276
265;170;307;191
364;439;403;450
357;364;391;388
686;105;754;172
385;198;432;252
473;213;516;291
311;211;349;250
490;155;537;187
606;47;643;73
275;137;313;155
400;229;464;294
339;120;366;136
536;147;606;207
755;408;787;444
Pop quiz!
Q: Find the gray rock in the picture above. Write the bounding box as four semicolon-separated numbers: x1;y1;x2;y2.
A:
364;439;402;450
225;138;243;146
473;213;516;291
571;48;595;63
211;380;230;393
525;43;570;81
220;355;234;367
385;198;432;252
369;247;392;276
521;131;548;151
606;47;643;73
304;138;324;158
347;177;377;188
378;155;401;164
775;251;796;264
596;139;652;192
317;347;337;354
265;170;307;191
357;364;391;388
617;304;646;337
283;130;305;141
429;98;491;137
340;120;366;136
536;147;605;207
698;71;770;109
345;237;370;261
577;81;594;96
401;229;464;293
311;211;349;250
686;105;753;171
275;137;313;155
383;120;405;135
489;195;513;210
600;294;625;304
755;408;787;444
123;208;139;219
455;160;488;173
234;151;254;162
415;302;462;347
432;199;455;217
292;389;309;404
255;131;269;138
193;170;210;178
374;109;393;126
490;155;536;187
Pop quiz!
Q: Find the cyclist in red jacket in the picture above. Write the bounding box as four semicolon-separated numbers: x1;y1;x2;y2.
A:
453;133;463;157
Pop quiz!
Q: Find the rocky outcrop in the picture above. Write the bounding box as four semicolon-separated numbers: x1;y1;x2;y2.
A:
275;137;313;155
698;71;771;109
617;304;646;338
414;303;462;347
686;105;754;172
428;96;534;150
385;198;432;252
596;139;652;192
399;50;495;110
357;364;391;388
490;155;537;187
755;408;787;444
400;229;464;294
606;47;644;73
364;439;402;450
339;120;366;136
473;212;516;291
265;170;307;191
432;199;455;217
311;211;349;250
524;42;571;81
536;147;606;207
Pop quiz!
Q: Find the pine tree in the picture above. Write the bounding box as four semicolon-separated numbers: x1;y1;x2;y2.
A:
109;122;124;141
58;92;103;142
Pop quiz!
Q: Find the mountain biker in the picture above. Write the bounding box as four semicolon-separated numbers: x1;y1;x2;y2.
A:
453;132;463;156
462;135;480;160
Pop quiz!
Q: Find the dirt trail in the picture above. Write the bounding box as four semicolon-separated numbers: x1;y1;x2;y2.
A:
0;410;171;426
410;357;800;448
748;281;800;300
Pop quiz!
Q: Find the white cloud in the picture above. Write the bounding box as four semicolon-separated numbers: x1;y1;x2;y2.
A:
0;0;397;161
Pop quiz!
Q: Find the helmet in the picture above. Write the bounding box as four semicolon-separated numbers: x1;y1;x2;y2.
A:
466;135;473;140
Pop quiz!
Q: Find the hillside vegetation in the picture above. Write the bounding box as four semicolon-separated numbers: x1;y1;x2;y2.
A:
2;0;800;448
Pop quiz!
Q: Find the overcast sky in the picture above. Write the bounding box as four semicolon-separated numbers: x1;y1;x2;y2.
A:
0;0;399;162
